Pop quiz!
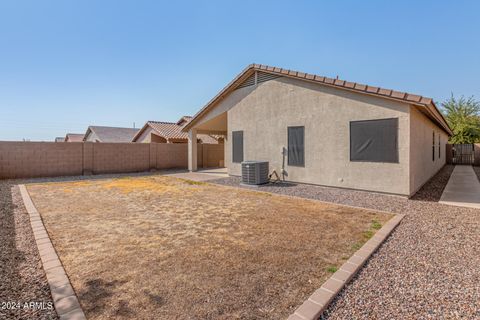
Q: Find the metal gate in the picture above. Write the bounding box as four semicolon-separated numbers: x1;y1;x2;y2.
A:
452;144;474;164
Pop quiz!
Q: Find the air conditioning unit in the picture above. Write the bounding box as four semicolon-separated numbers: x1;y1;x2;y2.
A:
241;161;269;185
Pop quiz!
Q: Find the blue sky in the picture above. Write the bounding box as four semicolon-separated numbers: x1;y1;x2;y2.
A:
0;0;479;141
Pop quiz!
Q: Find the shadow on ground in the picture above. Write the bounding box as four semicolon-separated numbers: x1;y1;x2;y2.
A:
78;278;135;318
410;165;454;202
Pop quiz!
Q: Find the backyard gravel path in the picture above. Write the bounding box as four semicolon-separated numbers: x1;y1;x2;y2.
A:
0;181;58;320
212;165;480;319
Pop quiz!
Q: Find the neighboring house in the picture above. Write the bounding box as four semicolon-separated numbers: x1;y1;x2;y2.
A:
54;137;64;142
182;64;452;197
132;116;221;144
64;133;84;142
83;126;140;143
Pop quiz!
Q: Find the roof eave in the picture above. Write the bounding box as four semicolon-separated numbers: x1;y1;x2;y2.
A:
82;127;93;142
131;122;152;142
183;64;453;136
182;64;256;132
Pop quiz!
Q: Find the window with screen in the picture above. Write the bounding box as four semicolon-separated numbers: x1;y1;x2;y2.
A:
350;118;398;163
232;131;244;163
288;126;305;167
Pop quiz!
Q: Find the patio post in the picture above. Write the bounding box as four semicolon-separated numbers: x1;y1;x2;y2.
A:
188;128;198;171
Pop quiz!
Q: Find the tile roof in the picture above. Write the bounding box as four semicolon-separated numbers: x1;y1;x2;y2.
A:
176;116;193;125
183;64;452;135
64;133;84;142
133;116;219;143
85;126;140;142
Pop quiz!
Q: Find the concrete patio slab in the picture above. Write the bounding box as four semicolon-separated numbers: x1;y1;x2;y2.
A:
161;167;228;182
439;165;480;209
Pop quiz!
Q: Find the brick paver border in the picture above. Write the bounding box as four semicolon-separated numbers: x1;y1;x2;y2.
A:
287;214;405;320
19;185;87;320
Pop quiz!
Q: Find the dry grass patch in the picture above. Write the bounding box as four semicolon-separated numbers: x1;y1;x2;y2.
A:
27;175;392;320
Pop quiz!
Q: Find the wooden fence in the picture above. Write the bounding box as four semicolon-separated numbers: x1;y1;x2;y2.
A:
446;143;480;165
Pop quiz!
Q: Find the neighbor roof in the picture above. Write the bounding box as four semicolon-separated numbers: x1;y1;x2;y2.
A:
84;126;140;142
183;64;452;135
176;116;193;126
132;116;219;143
64;133;84;142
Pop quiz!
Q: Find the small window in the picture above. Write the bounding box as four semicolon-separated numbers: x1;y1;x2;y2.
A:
438;134;441;158
288;126;305;167
350;118;398;163
232;131;244;163
432;131;435;162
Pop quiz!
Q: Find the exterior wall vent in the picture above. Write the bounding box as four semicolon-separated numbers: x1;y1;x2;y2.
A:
256;71;281;83
237;73;256;89
241;161;269;185
236;71;282;89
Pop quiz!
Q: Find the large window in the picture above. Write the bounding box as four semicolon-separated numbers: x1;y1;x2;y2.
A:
232;131;244;163
350;118;398;163
288;126;305;167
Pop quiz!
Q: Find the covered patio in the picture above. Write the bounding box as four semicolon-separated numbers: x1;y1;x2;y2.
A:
185;112;227;171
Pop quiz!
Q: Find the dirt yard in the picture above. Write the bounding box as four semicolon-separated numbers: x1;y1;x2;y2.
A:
26;175;392;320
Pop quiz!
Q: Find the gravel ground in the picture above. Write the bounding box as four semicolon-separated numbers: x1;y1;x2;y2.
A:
212;165;480;319
0;181;58;320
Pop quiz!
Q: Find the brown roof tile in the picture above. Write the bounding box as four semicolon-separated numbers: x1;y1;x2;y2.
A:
134;117;219;144
390;90;406;99
420;97;433;104
324;77;335;84
378;88;392;96
354;83;367;90
406;93;422;102
344;81;356;88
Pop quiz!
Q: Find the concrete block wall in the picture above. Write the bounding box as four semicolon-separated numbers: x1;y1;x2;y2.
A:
92;143;150;174
0;141;225;179
202;144;224;168
0;142;83;179
155;143;188;169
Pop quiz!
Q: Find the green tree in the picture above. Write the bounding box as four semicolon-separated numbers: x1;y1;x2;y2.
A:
441;95;480;144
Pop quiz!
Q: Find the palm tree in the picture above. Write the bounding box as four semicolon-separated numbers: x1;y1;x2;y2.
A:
441;95;480;144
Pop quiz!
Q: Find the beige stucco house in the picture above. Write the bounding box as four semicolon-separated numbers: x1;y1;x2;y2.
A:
183;64;452;196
